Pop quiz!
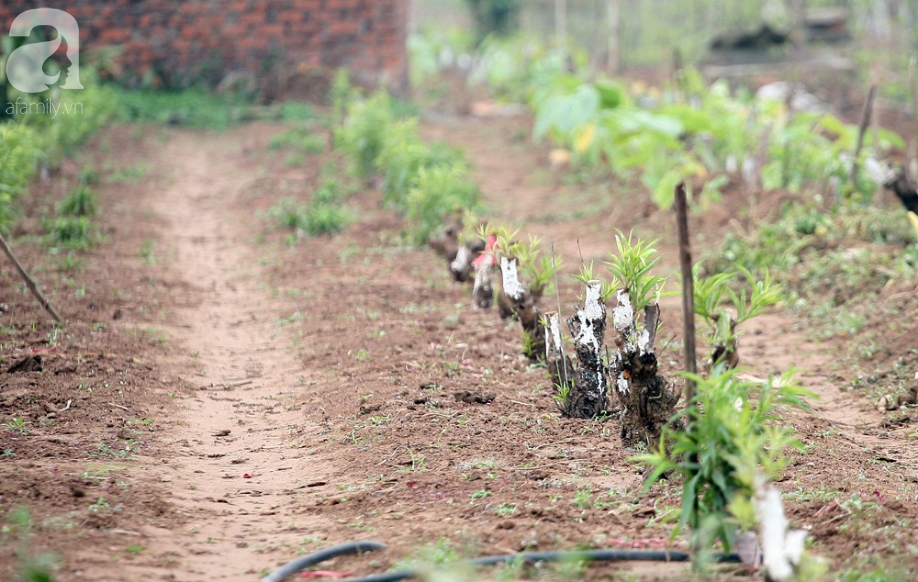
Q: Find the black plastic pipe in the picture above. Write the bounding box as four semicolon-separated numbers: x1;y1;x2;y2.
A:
262;540;741;582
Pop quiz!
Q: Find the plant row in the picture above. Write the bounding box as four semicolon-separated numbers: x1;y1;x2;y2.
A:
329;76;821;576
0;75;116;233
413;31;906;210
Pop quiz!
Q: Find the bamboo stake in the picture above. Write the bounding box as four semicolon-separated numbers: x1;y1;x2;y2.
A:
849;84;877;189
674;183;696;403
0;232;63;324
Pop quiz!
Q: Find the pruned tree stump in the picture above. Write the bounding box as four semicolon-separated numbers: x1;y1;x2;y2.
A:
500;256;545;360
564;280;608;419
608;290;680;449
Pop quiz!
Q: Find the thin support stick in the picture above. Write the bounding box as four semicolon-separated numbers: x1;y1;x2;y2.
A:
550;242;569;386
910;57;918;179
850;84;877;189
674;183;696;403
0;233;63;324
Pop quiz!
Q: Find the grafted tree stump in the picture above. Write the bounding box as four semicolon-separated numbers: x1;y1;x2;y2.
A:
429;213;486;283
472;262;493;309
563;280;608;419
500;256;545;360
608;290;680;449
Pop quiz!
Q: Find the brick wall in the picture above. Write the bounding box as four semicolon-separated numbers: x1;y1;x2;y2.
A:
0;0;409;93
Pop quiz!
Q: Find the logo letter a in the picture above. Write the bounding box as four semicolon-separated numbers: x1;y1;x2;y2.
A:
6;8;83;93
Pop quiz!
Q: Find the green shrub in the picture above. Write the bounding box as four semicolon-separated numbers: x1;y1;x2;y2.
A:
4;506;60;582
636;367;812;553
303;203;352;236
0;123;43;231
376;119;464;210
279;102;316;122
0;74;113;232
47;216;94;249
268;173;354;239
57;186;98;218
405;164;480;245
330;68;358;123
113;88;241;130
268;198;308;231
335;91;394;179
77;165;100;185
267;127;325;154
15;78;118;160
313;172;345;204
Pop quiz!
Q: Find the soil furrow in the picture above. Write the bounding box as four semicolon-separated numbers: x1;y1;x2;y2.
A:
133;131;333;581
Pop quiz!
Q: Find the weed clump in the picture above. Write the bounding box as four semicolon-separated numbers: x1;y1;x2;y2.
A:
268;169;354;239
57;186;98;218
406;165;480;245
47;217;95;249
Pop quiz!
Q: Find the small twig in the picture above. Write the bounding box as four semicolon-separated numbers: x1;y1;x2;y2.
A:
57;399;72;413
222;379;253;389
376;446;406;467
109;402;130;411
421;412;461;420
550;242;569;388
0;233;63;324
656;333;678;358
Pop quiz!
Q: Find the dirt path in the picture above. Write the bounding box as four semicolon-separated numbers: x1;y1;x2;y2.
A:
127;131;332;581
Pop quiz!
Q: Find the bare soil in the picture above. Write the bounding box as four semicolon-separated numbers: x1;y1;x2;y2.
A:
2;111;917;582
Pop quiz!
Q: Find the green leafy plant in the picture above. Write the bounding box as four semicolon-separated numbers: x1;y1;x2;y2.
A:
57;186;98;218
47;217;94;249
77;165;100;185
693;266;782;367
0;123;43;232
496;230;560;297
604;232;666;311
375;119;464;210
405;164;479;245
267;127;325;154
330;68;356;124
4;417;29;435
335;91;394;179
304;203;352;236
267;197;352;239
267;168;354;239
113;87;244;130
635;367;813;553
2;506;59;582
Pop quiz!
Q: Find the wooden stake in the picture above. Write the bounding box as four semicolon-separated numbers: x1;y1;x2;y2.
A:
606;0;620;74
909;57;918;179
674;183;696;403
554;0;568;53
0;232;63;324
850;84;877;189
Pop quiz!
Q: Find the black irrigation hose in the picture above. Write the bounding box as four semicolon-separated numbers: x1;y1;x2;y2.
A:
261;541;387;582
262;540;742;582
